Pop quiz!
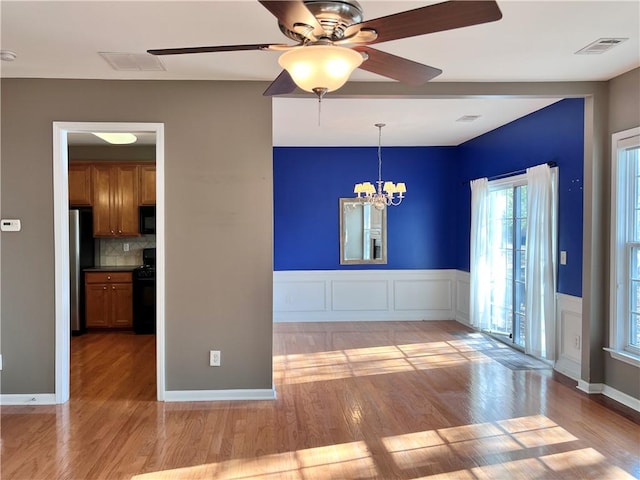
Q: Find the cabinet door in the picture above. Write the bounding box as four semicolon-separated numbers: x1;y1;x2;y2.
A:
115;166;139;236
92;165;116;236
110;283;133;327
85;284;110;327
139;166;156;206
68;164;92;206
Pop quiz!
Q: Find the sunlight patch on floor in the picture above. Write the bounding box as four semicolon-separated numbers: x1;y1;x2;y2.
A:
414;448;636;479
130;415;633;480
274;339;495;385
131;441;375;480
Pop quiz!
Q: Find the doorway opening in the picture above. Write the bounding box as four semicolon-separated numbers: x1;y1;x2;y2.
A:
53;122;165;403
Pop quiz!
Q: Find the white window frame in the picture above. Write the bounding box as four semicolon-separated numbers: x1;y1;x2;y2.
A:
607;126;640;367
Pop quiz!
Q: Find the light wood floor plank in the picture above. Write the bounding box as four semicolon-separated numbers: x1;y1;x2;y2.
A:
1;322;638;479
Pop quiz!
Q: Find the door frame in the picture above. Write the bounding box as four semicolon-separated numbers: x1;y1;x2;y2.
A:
52;121;165;402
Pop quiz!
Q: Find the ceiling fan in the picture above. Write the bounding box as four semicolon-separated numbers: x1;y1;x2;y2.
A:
148;1;502;98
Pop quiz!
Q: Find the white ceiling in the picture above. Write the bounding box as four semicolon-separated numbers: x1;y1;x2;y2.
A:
2;1;638;146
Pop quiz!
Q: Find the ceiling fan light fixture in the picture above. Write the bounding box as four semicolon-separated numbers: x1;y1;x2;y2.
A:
278;45;363;94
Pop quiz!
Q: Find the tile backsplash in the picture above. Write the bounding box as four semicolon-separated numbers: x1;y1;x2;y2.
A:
98;236;156;266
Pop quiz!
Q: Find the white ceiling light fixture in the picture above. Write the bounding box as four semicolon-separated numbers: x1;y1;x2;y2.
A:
354;123;406;210
278;44;364;100
0;50;17;62
91;132;138;145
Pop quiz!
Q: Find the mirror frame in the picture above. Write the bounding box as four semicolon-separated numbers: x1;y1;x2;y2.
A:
339;197;387;265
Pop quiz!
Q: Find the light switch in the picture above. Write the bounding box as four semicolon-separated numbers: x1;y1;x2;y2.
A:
560;251;567;265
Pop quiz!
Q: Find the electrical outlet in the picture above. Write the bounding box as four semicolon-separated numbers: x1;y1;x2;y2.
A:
209;350;221;367
575;335;581;350
123;243;130;252
0;354;3;370
560;251;567;265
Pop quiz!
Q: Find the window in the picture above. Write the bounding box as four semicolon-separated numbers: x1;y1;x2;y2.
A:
471;164;557;359
487;179;528;347
609;127;640;366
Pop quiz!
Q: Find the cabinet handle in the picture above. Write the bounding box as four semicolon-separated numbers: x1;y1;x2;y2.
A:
111;230;115;235
103;286;107;290
118;230;122;234
112;286;116;290
107;275;111;280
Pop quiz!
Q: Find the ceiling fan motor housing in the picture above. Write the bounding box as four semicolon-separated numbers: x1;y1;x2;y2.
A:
279;0;364;41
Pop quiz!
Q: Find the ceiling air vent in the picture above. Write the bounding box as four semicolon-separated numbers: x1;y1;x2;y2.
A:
99;52;166;71
456;115;482;123
575;38;627;55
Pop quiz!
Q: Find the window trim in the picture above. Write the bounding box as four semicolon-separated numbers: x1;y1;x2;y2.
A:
608;126;640;368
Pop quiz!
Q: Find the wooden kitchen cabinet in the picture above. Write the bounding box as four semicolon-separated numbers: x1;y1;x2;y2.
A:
85;271;133;328
139;165;156;205
68;163;92;206
92;164;139;237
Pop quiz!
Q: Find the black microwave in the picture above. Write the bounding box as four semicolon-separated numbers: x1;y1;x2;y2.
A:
139;206;156;235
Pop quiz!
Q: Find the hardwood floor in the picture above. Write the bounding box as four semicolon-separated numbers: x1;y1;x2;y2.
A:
2;322;639;479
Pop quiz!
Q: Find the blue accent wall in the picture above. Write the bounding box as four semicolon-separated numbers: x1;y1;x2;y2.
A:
273;98;584;296
455;98;584;296
274;146;458;270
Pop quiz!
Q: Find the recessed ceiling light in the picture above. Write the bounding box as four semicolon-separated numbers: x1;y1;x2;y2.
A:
575;38;628;55
0;50;17;62
456;115;482;123
92;132;138;145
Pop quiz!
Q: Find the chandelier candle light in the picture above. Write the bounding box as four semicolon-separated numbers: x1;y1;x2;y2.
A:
354;123;406;210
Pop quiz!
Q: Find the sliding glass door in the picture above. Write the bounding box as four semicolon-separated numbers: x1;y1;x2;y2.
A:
488;182;528;347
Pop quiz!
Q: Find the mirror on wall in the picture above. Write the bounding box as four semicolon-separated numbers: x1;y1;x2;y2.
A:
339;198;387;265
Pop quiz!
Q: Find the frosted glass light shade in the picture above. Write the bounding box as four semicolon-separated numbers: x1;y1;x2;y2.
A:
92;132;137;144
278;45;363;93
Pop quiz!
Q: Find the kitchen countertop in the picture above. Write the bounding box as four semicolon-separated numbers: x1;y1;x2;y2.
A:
84;265;141;272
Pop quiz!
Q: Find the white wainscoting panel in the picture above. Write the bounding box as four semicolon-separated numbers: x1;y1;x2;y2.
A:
332;280;388;311
273;280;326;312
454;270;471;325
555;293;583;381
273;270;459;322
394;280;451;311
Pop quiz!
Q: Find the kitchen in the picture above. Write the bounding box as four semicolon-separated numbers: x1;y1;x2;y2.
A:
68;132;156;345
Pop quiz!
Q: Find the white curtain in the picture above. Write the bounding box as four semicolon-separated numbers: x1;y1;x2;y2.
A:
525;164;557;360
470;178;490;330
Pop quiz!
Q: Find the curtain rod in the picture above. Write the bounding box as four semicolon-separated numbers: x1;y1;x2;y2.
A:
463;161;557;185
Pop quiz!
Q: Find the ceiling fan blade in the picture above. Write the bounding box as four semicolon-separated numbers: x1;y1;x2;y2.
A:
258;0;324;36
345;0;502;45
263;70;298;96
354;46;442;85
148;43;290;56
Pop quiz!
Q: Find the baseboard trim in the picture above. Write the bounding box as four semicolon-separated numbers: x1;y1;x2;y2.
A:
577;381;640;412
0;393;57;405
164;388;277;402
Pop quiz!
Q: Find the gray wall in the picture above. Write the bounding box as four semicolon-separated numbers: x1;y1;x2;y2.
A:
1;74;637;401
1;79;274;393
605;67;640;398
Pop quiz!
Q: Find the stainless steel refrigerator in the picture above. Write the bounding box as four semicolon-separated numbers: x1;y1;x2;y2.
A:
69;208;95;334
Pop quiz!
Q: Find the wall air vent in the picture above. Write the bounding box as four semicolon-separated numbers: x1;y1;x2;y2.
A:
99;52;166;71
456;115;482;123
575;38;628;55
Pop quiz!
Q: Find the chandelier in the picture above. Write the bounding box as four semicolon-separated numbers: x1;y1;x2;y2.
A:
354;123;406;210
